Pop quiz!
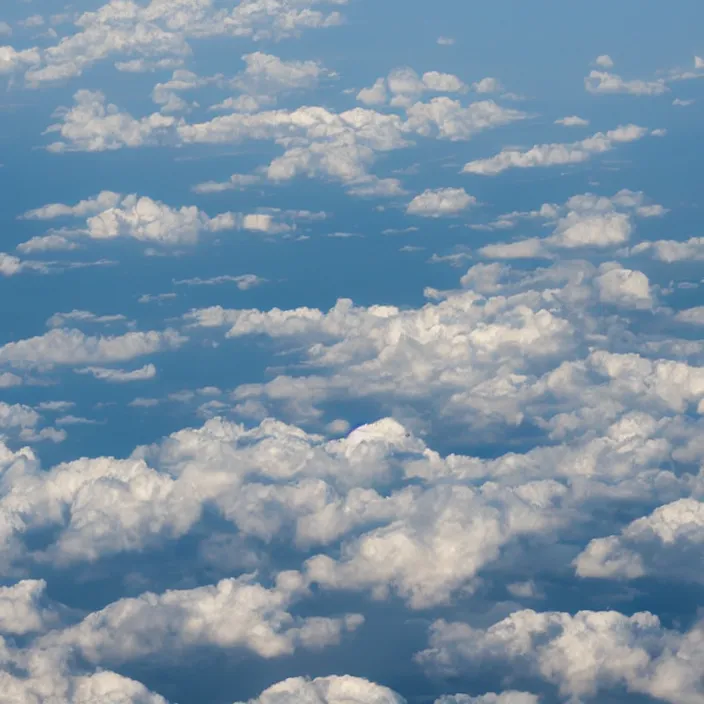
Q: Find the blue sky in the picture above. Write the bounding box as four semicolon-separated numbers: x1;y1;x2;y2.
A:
1;2;704;703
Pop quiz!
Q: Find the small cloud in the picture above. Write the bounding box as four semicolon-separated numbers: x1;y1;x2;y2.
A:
595;54;615;68
555;115;590;127
407;188;476;217
673;98;694;107
437;36;455;46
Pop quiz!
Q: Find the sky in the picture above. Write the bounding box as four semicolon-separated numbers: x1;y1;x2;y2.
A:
1;1;704;703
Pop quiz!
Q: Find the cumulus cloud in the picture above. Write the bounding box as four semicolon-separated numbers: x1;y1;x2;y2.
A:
631;236;704;262
17;0;347;85
585;70;668;95
554;115;589;127
575;498;704;581
479;189;663;259
419;609;704;704
0;328;185;369
407;188;476;217
463;125;655;175
191;174;261;194
357;67;467;108
22;192;296;247
595;54;615;68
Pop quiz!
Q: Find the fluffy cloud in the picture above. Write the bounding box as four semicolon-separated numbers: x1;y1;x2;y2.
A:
406;188;476;217
0;328;185;369
631;236;704;262
575;498;704;581
357;67;467;107
477;190;662;258
463;125;655;175
45;90;179;153
585;70;668;95
22;192;297;247
45;88;525;191
554;115;589;127
419;610;704;704
18;0;347;85
594;263;653;309
405;97;526;141
235;676;405;704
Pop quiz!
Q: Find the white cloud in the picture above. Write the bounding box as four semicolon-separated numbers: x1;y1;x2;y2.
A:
24;192;293;247
47;310;128;328
676;307;704;325
174;274;266;290
235;676;406;704
575;498;704;581
0;22;11;37
463;124;654;175
45;91;179;153
0;253;49;277
673;98;695;106
191;174;260;194
594;262;654;309
554;115;589;127
357;78;389;106
472;77;502;94
595;54;615;68
407;188;476;217
0;373;22;388
479;189;661;258
406;97;526;141
631;236;704;262
16;234;79;254
76;364;157;383
585;70;668;96
419;609;704;704
0;580;57;636
0;45;40;75
20;0;348;85
437;36;455;46
0;328;185;369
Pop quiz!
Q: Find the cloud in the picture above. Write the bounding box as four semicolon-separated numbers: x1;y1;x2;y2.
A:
595;54;615;68
554;115;589;127
235;675;406;704
463;125;655;175
478;189;662;258
357;67;468;108
0;373;22;388
23;192;295;247
174;274;266;290
0;328;185;369
191;174;261;194
575;498;704;581
76;364;157;383
585;70;668;96
47;310;128;328
472;77;502;93
16;234;80;254
407;188;476;217
45;91;179;153
0;253;49;277
0;22;11;37
406;97;526;141
437;37;455;46
419;609;704;703
19;0;348;85
631;237;704;262
594;263;653;309
0;45;40;75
